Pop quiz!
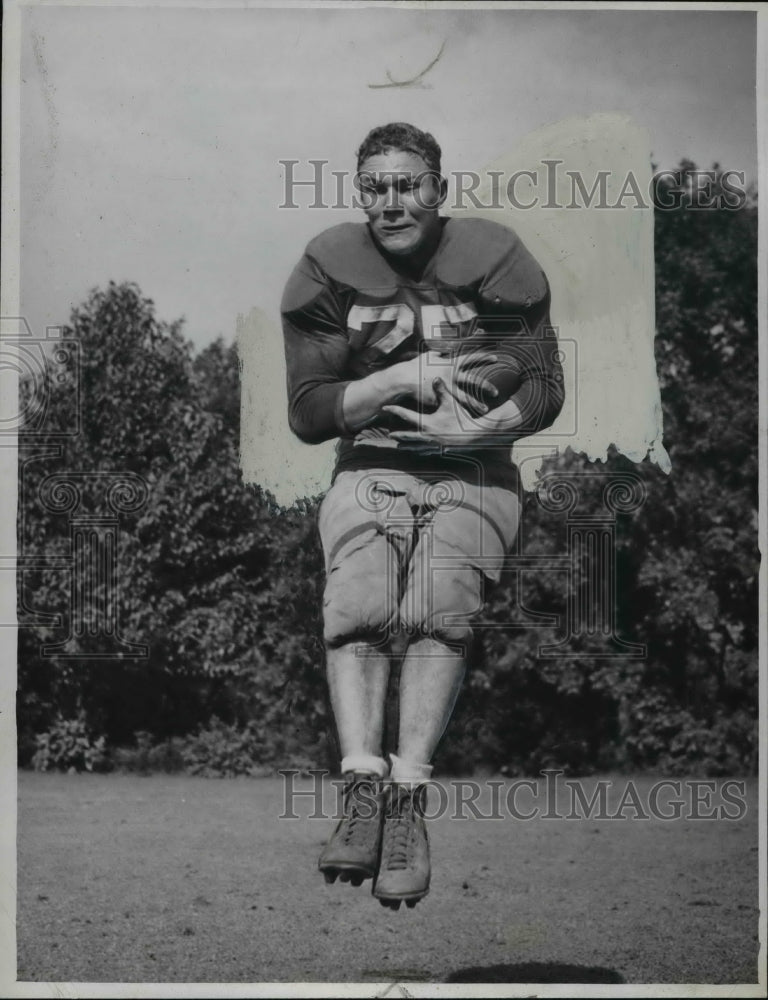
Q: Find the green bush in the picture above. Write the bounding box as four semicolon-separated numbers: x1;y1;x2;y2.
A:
178;717;272;777
31;712;108;773
172;717;324;777
110;731;187;774
623;693;757;776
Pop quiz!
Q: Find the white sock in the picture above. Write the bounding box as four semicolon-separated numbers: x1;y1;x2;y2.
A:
340;753;389;779
389;753;433;787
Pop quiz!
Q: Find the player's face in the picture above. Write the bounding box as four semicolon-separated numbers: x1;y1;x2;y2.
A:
357;150;447;258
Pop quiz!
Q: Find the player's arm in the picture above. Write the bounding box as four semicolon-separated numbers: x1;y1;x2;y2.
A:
340;361;424;433
283;312;466;442
501;284;565;438
284;317;497;443
342;350;499;432
283;252;388;444
460;227;565;439
383;376;521;449
282;308;350;444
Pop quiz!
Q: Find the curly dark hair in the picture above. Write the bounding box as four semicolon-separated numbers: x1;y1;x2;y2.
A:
356;122;442;174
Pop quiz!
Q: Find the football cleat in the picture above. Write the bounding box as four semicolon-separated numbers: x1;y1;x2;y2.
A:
318;771;384;885
373;783;430;909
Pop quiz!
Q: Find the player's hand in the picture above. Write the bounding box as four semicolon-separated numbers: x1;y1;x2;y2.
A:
391;350;499;412
383;376;492;448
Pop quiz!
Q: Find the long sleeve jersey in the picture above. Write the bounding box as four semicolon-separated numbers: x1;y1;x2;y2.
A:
280;216;564;489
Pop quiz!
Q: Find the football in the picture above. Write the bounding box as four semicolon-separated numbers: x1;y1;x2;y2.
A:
452;341;525;415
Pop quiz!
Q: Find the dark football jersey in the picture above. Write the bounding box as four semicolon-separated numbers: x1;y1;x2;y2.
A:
280;217;564;487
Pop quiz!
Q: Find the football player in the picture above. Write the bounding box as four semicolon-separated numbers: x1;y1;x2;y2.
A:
280;122;564;909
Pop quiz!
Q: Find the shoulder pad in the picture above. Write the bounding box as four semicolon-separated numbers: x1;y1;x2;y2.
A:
304;223;392;287
280;224;379;313
280;254;327;315
438;217;548;307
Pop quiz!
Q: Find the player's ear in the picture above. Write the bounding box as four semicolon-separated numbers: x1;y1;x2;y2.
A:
435;173;448;209
429;172;448;209
417;171;448;211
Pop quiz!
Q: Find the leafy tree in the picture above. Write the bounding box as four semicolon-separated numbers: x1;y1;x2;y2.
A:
18;284;273;750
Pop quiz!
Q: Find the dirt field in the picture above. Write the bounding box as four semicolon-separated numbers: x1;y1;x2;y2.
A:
15;772;762;988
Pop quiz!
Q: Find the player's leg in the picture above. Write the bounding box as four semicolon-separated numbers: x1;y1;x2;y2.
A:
326;642;390;763
374;479;521;908
316;472;409;885
397;477;519;769
319;643;391;885
373;635;469;908
373;635;466;909
396;636;466;766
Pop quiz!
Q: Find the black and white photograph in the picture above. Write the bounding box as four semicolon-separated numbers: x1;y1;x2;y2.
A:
1;1;765;995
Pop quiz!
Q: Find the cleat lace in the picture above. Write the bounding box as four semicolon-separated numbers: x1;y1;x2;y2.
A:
384;788;423;870
340;775;379;844
387;816;411;870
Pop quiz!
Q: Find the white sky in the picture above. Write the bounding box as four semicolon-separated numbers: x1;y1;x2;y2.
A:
19;4;758;349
